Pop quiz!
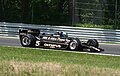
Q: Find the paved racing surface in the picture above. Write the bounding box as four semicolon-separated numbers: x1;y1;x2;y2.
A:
0;38;120;55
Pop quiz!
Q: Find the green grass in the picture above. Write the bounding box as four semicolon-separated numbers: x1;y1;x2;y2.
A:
0;46;120;76
74;24;115;29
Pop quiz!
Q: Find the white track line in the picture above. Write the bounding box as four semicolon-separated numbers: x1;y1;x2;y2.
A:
54;50;120;57
6;46;120;57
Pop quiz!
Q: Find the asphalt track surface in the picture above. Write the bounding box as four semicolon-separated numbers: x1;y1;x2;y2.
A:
0;38;120;55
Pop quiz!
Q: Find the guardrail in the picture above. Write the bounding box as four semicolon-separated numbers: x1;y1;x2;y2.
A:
0;22;120;43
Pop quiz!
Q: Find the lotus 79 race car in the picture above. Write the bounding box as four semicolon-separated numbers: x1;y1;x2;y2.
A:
19;28;104;52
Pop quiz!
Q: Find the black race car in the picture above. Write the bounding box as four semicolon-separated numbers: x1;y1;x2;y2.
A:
19;28;104;52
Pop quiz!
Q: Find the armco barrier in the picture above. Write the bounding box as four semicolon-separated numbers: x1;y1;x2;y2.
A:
0;22;120;43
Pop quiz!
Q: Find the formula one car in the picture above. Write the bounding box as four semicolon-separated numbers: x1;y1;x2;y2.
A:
19;28;104;52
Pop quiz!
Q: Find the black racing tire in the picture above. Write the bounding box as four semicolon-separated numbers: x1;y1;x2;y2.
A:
69;38;83;51
20;34;36;47
87;39;99;48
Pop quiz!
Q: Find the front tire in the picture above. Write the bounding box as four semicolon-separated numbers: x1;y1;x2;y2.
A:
69;38;83;51
20;34;36;47
87;39;99;48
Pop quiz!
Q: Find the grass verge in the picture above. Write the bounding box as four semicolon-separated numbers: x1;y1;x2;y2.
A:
0;46;120;76
74;24;115;29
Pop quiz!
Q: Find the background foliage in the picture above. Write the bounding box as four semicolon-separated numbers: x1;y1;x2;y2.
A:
73;0;120;29
0;0;70;25
0;0;120;28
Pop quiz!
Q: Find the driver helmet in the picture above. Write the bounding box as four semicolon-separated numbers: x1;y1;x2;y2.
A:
60;31;68;37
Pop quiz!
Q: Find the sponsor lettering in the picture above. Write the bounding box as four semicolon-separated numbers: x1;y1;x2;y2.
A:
44;43;61;48
43;37;66;42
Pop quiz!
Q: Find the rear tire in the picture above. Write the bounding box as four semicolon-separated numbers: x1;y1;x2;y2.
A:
20;34;36;47
69;38;83;51
87;39;99;48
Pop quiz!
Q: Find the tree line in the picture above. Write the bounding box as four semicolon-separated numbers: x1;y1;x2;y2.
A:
0;0;119;26
75;0;120;26
0;0;70;25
